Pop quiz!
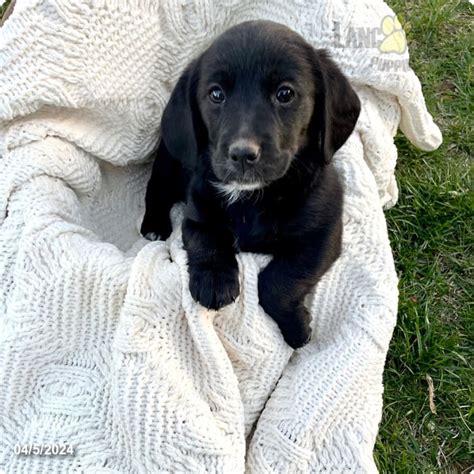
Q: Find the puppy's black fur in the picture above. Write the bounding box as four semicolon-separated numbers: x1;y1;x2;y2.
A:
141;21;361;348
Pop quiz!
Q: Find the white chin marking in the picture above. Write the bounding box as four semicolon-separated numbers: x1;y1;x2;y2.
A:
213;181;263;205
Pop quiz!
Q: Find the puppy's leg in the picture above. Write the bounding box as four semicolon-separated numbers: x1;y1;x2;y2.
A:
258;224;342;348
183;216;239;311
141;141;184;241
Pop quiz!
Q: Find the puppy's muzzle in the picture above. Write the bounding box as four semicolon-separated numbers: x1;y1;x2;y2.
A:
229;139;261;173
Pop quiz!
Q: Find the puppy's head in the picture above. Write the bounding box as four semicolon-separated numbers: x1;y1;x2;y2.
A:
161;21;360;190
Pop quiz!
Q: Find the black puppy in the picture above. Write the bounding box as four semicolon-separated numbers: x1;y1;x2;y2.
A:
141;20;360;348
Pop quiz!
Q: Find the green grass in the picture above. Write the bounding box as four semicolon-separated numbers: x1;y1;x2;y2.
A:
1;0;472;471
376;1;473;472
0;1;11;21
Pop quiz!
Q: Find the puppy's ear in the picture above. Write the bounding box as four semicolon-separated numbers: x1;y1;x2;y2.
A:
160;59;206;163
311;50;361;163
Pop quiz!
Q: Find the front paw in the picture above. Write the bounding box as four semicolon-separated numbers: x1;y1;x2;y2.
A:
258;278;311;349
140;212;172;241
277;305;312;349
189;263;240;310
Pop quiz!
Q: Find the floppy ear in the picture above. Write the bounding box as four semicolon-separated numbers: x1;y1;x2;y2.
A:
160;59;207;164
311;50;361;163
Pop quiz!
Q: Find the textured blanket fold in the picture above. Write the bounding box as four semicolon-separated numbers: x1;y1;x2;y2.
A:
0;0;441;472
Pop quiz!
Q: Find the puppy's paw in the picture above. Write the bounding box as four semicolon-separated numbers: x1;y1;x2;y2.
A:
263;302;312;349
189;263;240;310
258;276;311;349
140;213;173;241
276;305;312;349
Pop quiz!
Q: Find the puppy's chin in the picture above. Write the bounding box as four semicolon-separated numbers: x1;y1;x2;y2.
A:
211;155;293;185
213;180;264;205
219;181;264;192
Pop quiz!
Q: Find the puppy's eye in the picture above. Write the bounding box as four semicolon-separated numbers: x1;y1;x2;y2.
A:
209;86;225;104
276;86;295;103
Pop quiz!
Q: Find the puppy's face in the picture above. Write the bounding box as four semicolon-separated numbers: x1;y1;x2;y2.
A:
196;24;316;188
160;21;361;191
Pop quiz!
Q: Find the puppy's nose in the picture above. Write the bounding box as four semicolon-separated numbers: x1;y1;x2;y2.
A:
229;139;261;165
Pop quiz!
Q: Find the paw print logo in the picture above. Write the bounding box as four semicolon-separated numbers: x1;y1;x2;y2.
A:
379;15;407;54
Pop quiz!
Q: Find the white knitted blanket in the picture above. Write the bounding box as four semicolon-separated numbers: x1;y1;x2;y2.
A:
0;1;441;472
